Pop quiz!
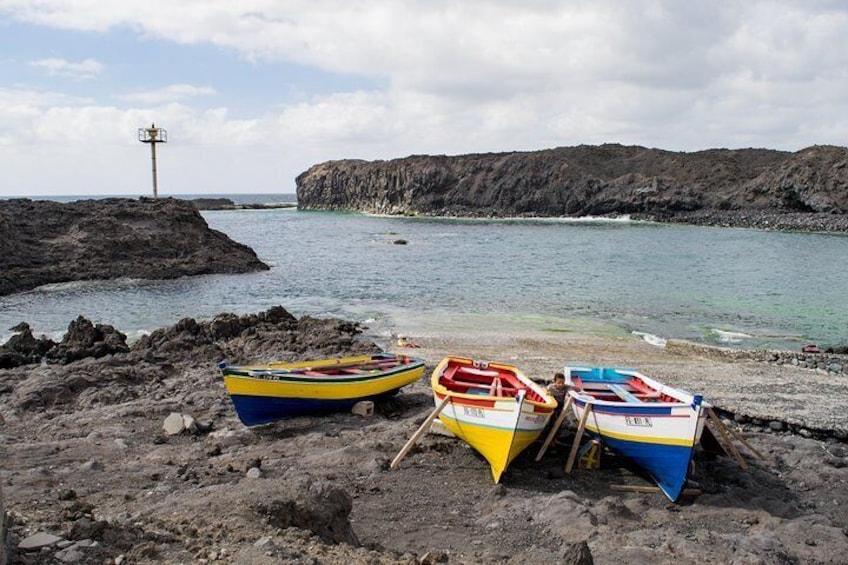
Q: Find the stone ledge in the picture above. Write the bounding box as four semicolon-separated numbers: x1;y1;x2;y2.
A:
666;339;846;375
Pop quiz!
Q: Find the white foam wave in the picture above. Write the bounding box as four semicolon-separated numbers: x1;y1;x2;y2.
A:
632;331;667;347
709;329;753;343
33;277;150;294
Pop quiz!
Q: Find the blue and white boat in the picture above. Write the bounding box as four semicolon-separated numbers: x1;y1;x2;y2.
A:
563;365;710;502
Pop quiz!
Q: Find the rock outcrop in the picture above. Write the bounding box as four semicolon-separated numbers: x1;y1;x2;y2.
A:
0;197;269;296
296;144;848;230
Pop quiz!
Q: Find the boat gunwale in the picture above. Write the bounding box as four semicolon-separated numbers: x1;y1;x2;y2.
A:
223;362;424;383
564;365;712;409
432;356;556;410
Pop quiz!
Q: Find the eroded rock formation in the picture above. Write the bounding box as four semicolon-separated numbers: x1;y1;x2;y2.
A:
0;197;269;296
296;144;848;230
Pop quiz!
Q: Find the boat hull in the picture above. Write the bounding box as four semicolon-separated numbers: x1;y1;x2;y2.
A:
221;354;425;426
565;365;709;501
432;357;556;482
571;397;703;501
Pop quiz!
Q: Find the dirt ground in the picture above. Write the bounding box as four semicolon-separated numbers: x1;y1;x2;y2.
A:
2;314;847;564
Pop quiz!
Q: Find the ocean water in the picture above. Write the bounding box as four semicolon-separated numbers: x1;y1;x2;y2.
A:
1;196;847;351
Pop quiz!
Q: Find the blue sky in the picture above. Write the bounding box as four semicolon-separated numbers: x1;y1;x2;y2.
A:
1;1;847;197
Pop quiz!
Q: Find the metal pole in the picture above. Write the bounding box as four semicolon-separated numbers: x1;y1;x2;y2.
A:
150;140;158;200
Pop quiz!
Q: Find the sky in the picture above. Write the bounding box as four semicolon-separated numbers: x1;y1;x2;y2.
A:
1;1;847;197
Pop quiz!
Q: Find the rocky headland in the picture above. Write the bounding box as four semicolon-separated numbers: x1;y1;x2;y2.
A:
296;144;848;232
0;198;269;296
2;307;847;564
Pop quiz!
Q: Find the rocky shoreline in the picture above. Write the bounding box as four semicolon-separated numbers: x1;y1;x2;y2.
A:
0;198;269;296
296;144;848;233
635;209;848;233
2;307;848;564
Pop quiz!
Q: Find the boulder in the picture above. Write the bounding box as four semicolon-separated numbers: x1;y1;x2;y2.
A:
0;322;56;368
47;317;129;364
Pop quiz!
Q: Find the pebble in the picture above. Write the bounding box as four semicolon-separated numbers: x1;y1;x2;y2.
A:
769;421;784;432
163;412;186;435
54;546;84;563
18;532;63;551
58;489;77;501
80;459;102;472
182;414;198;433
246;467;263;479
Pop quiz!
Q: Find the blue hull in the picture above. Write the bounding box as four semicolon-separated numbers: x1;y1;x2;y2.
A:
597;433;695;501
229;395;366;426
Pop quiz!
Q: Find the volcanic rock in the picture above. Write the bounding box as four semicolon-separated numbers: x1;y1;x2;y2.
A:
0;197;269;296
296;144;848;231
0;323;55;369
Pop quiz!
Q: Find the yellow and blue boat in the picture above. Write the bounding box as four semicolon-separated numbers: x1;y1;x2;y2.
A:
432;356;557;482
220;353;426;426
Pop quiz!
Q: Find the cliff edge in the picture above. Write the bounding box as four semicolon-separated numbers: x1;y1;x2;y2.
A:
0;198;269;296
296;144;848;230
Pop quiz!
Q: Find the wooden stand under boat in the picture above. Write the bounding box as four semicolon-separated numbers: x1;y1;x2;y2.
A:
535;365;768;502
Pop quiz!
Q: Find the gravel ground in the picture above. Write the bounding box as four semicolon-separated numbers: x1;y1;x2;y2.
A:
2;312;847;564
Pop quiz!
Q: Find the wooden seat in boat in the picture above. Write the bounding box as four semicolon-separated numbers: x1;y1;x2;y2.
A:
607;383;641;403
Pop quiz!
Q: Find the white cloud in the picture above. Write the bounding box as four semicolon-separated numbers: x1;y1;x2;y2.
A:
119;84;218;105
29;57;103;80
1;1;848;195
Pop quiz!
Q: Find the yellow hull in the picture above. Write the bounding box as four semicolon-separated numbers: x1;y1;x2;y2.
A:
221;353;426;425
438;412;544;482
431;356;556;482
224;365;425;400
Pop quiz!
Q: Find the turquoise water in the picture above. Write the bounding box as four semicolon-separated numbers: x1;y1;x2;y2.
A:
1;204;847;350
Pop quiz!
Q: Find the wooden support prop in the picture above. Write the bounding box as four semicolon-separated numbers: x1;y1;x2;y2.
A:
535;396;573;461
390;395;451;469
611;484;702;497
723;421;767;462
707;408;747;469
565;402;593;474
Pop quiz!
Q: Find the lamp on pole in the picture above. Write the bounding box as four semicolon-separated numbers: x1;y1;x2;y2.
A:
138;123;168;199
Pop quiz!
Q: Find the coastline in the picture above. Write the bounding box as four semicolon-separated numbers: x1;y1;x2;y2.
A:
1;308;847;564
382;321;848;436
360;207;848;234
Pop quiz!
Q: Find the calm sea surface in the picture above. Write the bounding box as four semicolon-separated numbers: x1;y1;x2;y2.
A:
1;194;847;350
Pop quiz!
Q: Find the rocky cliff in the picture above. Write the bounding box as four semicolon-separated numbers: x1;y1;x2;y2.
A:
0;198;269;296
296;144;848;229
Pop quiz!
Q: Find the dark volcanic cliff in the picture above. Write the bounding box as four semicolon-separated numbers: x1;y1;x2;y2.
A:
296;144;848;229
0;198;269;296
